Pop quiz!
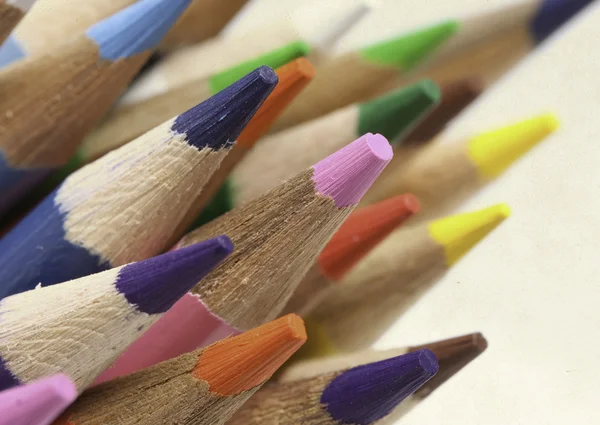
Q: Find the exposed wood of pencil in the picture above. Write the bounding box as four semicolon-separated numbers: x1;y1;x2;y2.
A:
0;2;24;45
54;315;306;425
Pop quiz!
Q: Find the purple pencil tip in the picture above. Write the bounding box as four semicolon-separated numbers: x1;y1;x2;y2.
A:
172;66;278;150
312;133;393;208
321;349;438;425
0;374;77;424
116;235;234;314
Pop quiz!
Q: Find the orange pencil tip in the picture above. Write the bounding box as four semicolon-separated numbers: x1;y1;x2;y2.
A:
237;58;315;147
319;193;420;280
193;314;306;395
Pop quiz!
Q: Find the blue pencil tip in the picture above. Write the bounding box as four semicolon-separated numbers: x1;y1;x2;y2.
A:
172;66;278;150
321;349;439;425
115;235;234;315
531;0;593;43
86;0;193;60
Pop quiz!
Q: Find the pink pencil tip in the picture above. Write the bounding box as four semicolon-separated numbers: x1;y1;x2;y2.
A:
0;374;77;425
312;133;393;207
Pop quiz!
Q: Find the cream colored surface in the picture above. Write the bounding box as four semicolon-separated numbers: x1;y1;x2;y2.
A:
373;4;600;425
0;267;157;392
59;120;228;266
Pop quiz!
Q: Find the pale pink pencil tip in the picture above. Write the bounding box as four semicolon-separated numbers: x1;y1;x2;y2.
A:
0;374;77;425
312;133;393;207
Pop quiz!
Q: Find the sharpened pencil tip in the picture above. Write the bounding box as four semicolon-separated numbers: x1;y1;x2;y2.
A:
322;349;438;424
411;333;488;398
429;204;510;266
468;113;559;179
173;67;278;150
319;193;420;280
0;374;77;425
194;315;307;396
313;133;393;208
86;0;193;60
237;59;315;147
359;80;441;142
531;0;593;43
116;236;233;315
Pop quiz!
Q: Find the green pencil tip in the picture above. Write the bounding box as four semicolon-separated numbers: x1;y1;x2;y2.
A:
359;20;459;71
358;79;441;143
208;41;311;94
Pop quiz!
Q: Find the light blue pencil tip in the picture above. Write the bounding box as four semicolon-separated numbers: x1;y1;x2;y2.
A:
86;0;192;61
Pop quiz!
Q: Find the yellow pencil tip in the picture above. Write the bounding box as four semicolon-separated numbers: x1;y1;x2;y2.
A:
429;203;511;266
467;114;559;179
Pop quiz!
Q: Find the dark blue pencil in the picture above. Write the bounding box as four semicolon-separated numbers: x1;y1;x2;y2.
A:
0;0;193;217
0;66;277;300
0;236;233;393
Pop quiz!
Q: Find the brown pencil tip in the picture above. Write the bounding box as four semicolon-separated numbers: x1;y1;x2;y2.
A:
194;314;307;395
237;58;315;147
318;193;421;280
409;332;488;398
404;77;484;143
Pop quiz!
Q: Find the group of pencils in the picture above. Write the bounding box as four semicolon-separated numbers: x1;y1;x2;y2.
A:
0;0;592;424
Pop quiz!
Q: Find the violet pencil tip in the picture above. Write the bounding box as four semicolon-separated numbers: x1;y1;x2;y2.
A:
116;235;233;315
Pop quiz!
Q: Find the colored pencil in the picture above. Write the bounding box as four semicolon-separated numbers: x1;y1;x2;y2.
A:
403;77;484;143
0;374;77;425
283;193;421;316
183;58;315;234
228;80;440;211
55;315;306;425
228;349;439;425
0;0;37;45
95;133;393;382
78;41;308;163
0;67;276;299
303;204;510;353
0;0;192;218
270;21;458;132
0;0;250;66
122;0;369;108
407;0;594;87
361;114;559;214
279;333;487;424
0;237;233;392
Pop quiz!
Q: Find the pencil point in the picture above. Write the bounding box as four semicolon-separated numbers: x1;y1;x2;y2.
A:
358;80;441;143
412;333;488;398
360;21;459;70
319;193;421;280
116;235;233;314
313;133;393;207
173;66;278;150
429;204;511;266
208;41;310;94
322;349;438;424
194;315;307;395
86;0;193;60
531;0;593;43
0;374;77;425
468;113;559;179
237;58;315;147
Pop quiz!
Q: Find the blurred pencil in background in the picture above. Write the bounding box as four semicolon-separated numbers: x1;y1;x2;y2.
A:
0;374;76;425
0;0;192;217
54;315;307;425
96;133;393;381
270;21;458;131
0;238;232;392
279;333;488;424
302;204;510;354
0;0;37;45
0;67;275;298
228;349;439;425
362;114;559;216
283;193;421;316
